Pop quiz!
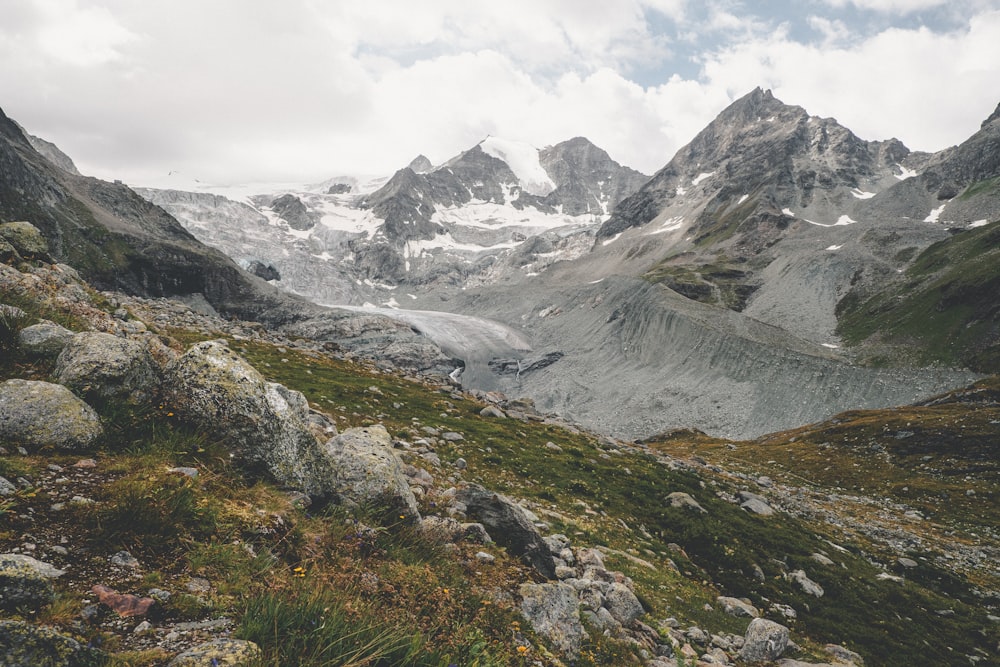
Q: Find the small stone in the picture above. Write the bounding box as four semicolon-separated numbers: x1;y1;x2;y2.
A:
716;596;759;618
453;458;467;470
167;467;199;478
72;459;98;468
475;551;496;563
667;492;706;513
148;588;172;602
110;551;140;569
186;577;211;593
898;557;918;568
788;569;824;597
167;638;261;666
545;442;563;452
133;620;153;633
811;552;835;566
441;431;465;442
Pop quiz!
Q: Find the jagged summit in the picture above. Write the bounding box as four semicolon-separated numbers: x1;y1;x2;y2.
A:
407;154;433;173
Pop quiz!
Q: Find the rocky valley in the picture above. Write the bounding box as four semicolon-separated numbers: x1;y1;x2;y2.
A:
1;89;999;667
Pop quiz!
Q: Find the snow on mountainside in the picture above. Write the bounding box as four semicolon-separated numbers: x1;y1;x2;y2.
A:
479;136;556;196
138;136;649;304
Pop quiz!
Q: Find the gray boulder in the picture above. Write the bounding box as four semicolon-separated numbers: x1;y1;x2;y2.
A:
18;320;74;358
0;476;15;496
457;484;556;578
163;340;332;496
0;554;65;610
321;425;419;517
717;595;760;618
605;582;644;625
54;332;159;403
167;638;261;666
741;617;790;663
667;491;707;513
788;569;824;597
0;621;105;666
0;221;50;260
520;582;585;659
0;379;103;450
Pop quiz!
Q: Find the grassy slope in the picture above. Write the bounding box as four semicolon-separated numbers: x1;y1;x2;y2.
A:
2;283;998;665
837;218;1000;372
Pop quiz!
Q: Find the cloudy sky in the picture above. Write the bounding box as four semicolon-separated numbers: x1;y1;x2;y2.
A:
2;0;999;188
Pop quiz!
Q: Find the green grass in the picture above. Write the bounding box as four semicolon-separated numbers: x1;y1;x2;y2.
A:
837;220;1000;371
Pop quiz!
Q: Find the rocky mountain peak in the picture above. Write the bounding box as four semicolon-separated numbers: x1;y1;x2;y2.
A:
981;100;1000;129
407;154;433;173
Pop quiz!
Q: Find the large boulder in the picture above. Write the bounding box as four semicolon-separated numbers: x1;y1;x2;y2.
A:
741;617;790;663
0;221;50;261
320;425;419;518
0;621;105;666
457;484;556;578
520;582;584;659
18;320;74;358
0;554;65;610
162;340;333;497
604;582;644;625
0;379;103;450
54;332;159;403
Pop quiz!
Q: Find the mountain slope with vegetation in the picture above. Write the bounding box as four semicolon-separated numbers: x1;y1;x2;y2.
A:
2;225;997;666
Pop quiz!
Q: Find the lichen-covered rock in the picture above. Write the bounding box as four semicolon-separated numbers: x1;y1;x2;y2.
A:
520;582;584;659
0;379;103;450
741;617;790;663
0;554;65;610
163;340;334;497
457;483;556;578
717;595;760;618
788;569;824;597
54;332;159;403
167;638;261;666
0;221;50;260
18;320;75;358
667;491;707;513
604;582;644;625
0;621;105;666
0;237;20;263
322;425;419;517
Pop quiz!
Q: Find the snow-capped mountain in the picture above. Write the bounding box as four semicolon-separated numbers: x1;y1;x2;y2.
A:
137;136;648;305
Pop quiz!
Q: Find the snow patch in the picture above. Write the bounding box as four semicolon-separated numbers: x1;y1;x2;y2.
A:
894;164;919;180
646;216;684;235
480;137;555;196
675;185;687;197
924;204;946;223
383;298;400;309
782;208;795;217
850;188;876;199
602;232;623;246
691;171;715;186
969;219;989;228
737;194;749;205
836;215;857;225
822;343;840;349
826;245;843;251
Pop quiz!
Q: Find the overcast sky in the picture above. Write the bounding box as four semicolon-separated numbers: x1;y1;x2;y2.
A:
2;0;999;188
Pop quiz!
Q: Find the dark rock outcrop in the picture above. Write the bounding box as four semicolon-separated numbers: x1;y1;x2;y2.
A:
456;483;556;578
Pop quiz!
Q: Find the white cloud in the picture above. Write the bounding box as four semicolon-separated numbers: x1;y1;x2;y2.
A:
820;0;950;12
34;0;137;66
1;1;998;187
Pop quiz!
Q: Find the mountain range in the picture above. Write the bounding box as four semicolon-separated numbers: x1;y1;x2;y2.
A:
5;88;1000;441
1;87;999;667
